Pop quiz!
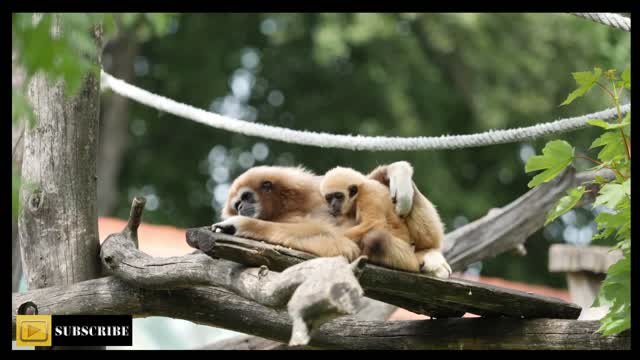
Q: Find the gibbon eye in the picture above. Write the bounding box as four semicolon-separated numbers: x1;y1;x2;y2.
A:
348;185;358;197
261;180;273;192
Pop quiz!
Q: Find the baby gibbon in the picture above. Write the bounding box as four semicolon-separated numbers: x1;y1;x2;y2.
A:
320;166;421;272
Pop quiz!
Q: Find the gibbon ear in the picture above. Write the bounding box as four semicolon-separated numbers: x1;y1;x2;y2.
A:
348;185;358;198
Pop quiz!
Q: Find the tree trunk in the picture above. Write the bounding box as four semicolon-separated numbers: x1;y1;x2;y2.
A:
18;16;104;350
97;33;139;216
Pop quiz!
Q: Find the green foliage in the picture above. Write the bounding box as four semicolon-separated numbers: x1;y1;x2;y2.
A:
590;131;627;163
525;66;631;335
545;186;585;225
12;13;108;98
524;140;574;188
560;68;602;106
11;13;174;227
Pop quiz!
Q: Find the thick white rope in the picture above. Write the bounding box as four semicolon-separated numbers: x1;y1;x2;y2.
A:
101;70;630;151
570;13;631;32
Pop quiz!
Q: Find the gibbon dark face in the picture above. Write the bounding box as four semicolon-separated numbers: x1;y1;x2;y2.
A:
325;191;345;216
324;185;358;217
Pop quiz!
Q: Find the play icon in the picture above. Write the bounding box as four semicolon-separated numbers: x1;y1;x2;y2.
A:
16;315;51;346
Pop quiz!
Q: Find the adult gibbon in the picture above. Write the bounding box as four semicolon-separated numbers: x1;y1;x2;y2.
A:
212;161;451;277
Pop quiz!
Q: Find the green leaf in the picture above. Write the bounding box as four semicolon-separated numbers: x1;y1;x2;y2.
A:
545;186;585;225
600;317;630;336
590;131;626;163
594;183;627;209
587;118;629;130
621;178;630;196
620;67;630;90
560;68;603;106
525;140;575;188
594;175;609;185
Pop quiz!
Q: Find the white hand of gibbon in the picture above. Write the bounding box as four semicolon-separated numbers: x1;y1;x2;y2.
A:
421;250;452;279
388;163;414;217
212;215;246;235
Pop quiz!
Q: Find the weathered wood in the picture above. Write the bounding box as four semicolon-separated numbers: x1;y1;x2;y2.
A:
187;229;581;319
203;335;315;350
443;168;614;271
100;197;367;346
203;293;397;350
549;244;623;274
11;280;628;350
566;272;606;310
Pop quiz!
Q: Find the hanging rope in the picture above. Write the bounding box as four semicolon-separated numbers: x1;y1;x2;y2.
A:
101;70;630;151
570;13;631;32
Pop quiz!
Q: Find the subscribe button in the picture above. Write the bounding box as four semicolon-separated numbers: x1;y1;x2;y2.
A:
16;315;132;347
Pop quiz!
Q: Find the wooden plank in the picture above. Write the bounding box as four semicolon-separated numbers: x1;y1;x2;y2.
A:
549;244;623;273
186;229;582;319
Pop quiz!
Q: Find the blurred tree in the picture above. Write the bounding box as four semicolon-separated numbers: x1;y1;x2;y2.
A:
108;13;628;288
98;13;176;215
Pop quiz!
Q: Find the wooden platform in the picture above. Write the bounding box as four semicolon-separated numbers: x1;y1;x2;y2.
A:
186;228;582;320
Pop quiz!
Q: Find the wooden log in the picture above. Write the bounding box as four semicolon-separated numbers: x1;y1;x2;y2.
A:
11;279;628;349
203;292;398;350
186;229;581;319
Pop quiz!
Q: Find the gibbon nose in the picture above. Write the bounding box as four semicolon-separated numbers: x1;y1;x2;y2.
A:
241;191;254;203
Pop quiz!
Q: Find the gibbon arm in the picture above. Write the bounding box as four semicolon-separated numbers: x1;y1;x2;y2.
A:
213;216;361;261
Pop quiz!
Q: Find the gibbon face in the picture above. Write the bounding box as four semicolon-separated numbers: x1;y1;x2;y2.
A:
222;166;316;221
323;185;358;217
320;167;366;217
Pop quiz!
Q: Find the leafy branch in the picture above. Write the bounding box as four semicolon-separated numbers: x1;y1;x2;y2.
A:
525;66;631;335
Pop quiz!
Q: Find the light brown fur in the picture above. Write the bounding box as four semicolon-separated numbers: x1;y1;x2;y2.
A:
320;167;420;272
215;162;450;277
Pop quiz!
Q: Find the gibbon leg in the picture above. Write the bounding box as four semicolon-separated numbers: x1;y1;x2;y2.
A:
361;230;421;272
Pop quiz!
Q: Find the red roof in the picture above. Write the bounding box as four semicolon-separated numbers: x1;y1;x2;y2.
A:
98;217;571;320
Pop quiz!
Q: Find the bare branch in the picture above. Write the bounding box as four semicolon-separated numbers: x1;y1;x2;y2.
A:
442;168;615;272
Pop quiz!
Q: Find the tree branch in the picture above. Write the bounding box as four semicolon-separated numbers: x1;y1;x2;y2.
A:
442;168;615;271
10;281;628;350
187;230;581;320
99;197;367;346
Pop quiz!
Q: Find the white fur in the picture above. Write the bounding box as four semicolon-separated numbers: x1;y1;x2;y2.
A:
421;249;452;279
387;161;414;217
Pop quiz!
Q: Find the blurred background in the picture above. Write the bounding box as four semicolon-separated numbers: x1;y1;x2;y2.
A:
12;13;630;349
